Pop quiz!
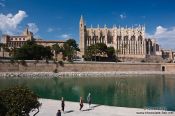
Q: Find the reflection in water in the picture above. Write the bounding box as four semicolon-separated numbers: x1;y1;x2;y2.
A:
0;75;175;111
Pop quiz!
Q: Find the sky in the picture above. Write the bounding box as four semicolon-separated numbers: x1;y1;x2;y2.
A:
0;0;175;49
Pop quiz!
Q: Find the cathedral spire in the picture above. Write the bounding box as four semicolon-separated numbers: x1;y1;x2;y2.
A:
80;15;83;22
80;15;84;26
80;15;85;28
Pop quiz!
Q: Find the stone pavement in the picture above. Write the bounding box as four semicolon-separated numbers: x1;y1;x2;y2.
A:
30;99;175;116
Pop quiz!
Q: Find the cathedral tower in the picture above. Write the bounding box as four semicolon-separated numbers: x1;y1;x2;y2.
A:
79;15;85;57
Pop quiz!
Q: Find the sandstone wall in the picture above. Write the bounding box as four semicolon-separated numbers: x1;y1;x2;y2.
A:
1;62;173;72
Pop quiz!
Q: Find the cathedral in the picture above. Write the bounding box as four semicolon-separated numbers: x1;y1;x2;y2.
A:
79;16;161;60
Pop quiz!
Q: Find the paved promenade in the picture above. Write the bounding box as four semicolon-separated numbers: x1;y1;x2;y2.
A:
1;71;175;78
30;99;175;116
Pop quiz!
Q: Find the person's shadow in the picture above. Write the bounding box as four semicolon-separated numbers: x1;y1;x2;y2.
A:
91;104;101;108
64;110;74;114
82;104;101;111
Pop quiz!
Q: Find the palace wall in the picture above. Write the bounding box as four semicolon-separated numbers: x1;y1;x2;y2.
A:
0;62;175;72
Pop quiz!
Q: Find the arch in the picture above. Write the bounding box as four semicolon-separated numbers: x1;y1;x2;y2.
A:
162;66;165;71
138;35;142;41
117;36;122;41
124;36;128;42
131;35;135;41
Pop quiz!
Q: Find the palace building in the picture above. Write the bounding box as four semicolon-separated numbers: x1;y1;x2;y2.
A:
1;27;64;49
0;27;64;60
79;16;162;60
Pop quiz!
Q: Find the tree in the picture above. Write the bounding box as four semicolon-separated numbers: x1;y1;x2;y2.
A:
13;40;53;60
106;46;115;58
0;86;41;116
84;45;96;61
0;43;5;58
52;44;61;61
84;43;117;62
95;43;107;55
62;39;80;62
106;46;116;61
0;43;9;58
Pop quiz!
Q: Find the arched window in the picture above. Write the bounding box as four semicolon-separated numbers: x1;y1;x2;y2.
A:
131;35;135;41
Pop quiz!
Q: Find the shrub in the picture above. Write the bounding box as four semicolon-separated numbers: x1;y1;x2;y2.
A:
58;61;64;67
53;69;58;73
34;60;39;64
46;59;49;64
0;86;41;116
20;60;27;66
10;59;15;64
141;59;145;62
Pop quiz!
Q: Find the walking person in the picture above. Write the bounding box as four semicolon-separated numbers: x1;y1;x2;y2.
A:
56;109;61;116
61;97;65;112
79;97;83;110
87;93;92;108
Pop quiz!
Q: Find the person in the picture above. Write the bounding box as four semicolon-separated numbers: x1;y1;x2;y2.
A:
79;97;83;110
87;93;91;108
56;109;61;116
61;97;65;112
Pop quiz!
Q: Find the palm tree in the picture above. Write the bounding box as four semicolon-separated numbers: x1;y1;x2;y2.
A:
52;44;61;61
0;43;5;58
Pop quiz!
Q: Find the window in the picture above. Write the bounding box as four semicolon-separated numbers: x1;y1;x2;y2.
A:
23;38;25;40
107;36;113;44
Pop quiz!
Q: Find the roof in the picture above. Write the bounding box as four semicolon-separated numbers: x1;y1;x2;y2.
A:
35;40;65;43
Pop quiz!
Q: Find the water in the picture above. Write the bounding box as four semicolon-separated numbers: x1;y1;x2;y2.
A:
0;75;175;111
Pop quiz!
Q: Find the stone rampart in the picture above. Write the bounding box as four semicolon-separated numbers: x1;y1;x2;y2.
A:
0;61;174;72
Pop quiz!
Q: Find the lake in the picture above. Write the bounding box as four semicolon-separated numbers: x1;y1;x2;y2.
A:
0;75;175;111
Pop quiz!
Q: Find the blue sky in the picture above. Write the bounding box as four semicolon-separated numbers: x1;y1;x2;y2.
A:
1;0;175;49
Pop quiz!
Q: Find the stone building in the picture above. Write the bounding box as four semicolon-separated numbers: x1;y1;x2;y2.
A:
79;16;161;60
1;28;64;48
0;27;64;60
162;49;174;61
1;27;34;49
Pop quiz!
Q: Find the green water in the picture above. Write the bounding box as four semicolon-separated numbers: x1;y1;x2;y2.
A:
0;75;175;111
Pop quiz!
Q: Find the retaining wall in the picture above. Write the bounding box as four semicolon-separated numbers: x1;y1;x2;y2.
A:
0;62;174;72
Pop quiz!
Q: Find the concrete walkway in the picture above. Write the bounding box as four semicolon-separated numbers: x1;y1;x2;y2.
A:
30;99;175;116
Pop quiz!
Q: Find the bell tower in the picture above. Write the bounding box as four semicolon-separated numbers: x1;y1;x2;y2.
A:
79;15;85;57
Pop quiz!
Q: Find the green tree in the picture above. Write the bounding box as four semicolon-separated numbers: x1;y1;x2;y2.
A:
13;40;53;60
52;44;61;61
84;44;96;61
95;43;107;55
106;46;115;58
62;39;80;62
0;86;41;116
106;46;116;61
0;43;9;58
84;43;117;62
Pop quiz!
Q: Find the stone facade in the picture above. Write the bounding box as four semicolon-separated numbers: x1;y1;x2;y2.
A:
1;27;64;49
0;62;175;72
1;27;33;48
79;16;161;60
0;27;64;60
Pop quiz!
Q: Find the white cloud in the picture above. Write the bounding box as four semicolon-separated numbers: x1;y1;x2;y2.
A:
47;28;53;32
27;23;39;34
61;34;71;38
0;10;27;34
147;25;175;49
120;13;126;19
57;34;72;39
